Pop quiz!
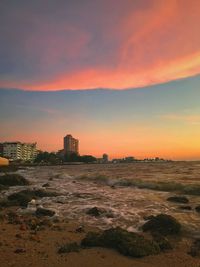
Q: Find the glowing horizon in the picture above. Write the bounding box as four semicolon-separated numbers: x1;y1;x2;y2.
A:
1;76;200;160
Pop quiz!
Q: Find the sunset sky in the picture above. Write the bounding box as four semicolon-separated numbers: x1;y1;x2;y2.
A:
0;0;200;160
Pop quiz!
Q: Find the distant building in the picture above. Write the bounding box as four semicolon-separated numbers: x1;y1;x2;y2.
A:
2;142;37;161
96;153;109;164
112;156;136;163
63;134;79;155
124;156;135;163
102;153;109;163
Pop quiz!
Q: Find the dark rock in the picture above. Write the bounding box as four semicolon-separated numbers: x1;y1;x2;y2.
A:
167;196;189;204
35;208;55;217
0;174;29;186
81;227;160;258
14;248;26;253
42;183;50;187
0;199;13;207
58;242;80;253
0;184;8;191
7;189;59;207
188;239;200;257
81;231;101;246
8;191;33;207
195;205;200;212
86;207;104;217
0;165;19;173
33;189;59;198
152;233;173;251
75;226;85;233
142;214;181;236
178;206;192;210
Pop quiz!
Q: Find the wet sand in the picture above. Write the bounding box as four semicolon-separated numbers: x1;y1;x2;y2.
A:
0;207;200;267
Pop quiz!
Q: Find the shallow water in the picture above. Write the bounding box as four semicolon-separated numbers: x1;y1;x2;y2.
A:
2;162;200;237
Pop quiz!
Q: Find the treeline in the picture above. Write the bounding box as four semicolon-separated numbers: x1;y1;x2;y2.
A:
34;152;96;164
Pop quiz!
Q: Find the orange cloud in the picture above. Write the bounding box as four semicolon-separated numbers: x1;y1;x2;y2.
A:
0;0;200;90
13;51;200;91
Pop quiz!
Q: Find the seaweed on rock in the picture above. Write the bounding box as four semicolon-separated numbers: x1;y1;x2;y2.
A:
81;227;160;258
0;174;29;186
142;214;181;236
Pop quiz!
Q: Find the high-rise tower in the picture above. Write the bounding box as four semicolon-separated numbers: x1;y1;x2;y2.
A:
63;134;79;155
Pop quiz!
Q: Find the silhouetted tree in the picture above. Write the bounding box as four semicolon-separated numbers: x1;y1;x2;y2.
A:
64;152;80;162
80;155;96;163
34;152;61;164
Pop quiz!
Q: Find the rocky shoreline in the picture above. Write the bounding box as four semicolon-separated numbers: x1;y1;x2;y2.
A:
0;166;200;266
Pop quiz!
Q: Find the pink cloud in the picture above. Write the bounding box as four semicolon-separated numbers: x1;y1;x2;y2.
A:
1;0;200;90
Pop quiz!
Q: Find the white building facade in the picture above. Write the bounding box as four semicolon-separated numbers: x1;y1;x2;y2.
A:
2;142;37;161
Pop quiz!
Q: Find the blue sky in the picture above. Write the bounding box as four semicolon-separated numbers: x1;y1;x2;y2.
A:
1;75;200;159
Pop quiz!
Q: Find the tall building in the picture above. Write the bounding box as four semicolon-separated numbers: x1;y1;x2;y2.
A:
63;134;79;155
102;153;109;163
2;142;37;161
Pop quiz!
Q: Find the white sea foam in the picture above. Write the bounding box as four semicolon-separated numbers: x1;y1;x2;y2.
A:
1;164;200;236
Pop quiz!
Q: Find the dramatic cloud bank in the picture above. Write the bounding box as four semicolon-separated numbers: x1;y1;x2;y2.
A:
0;0;200;90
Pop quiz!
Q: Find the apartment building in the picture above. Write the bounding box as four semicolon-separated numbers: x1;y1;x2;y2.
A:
63;134;79;155
2;142;37;161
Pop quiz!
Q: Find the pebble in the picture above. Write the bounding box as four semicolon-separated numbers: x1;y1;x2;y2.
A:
14;248;26;253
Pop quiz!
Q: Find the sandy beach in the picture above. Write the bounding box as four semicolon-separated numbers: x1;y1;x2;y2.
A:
0;207;200;267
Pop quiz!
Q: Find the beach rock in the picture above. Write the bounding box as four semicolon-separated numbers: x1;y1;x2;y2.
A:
81;227;160;258
152;233;173;251
178;206;192;210
0;165;19;173
86;207;104;217
14;248;26;253
167;196;189;204
19;224;27;231
8;191;33;207
142;214;181;236
188;239;200;257
0;174;29;186
0;184;8;191
58;242;80;253
75;226;85;233
7;189;59;207
42;183;50;187
35;208;55;217
195;205;200;212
